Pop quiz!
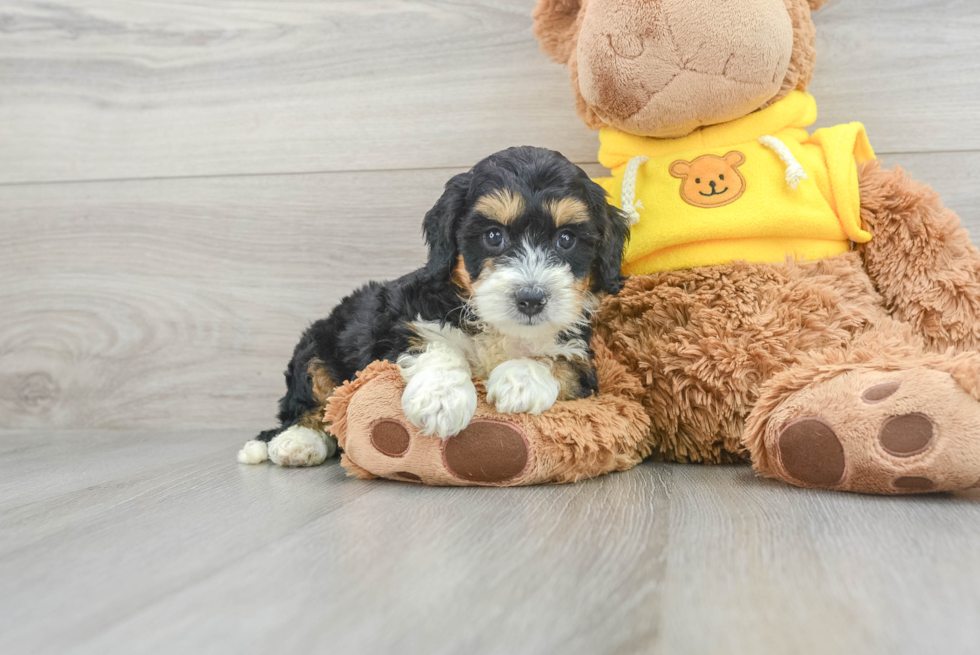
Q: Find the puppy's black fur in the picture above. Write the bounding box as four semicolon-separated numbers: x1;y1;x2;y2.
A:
257;146;629;442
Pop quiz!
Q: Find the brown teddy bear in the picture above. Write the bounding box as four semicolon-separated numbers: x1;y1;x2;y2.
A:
325;0;980;494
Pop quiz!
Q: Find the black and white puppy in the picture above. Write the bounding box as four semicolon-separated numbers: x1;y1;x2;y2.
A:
239;146;630;467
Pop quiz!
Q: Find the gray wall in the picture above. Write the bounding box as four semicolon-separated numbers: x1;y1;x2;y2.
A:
2;0;979;432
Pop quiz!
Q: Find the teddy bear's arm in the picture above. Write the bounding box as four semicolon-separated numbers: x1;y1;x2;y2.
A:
857;159;980;352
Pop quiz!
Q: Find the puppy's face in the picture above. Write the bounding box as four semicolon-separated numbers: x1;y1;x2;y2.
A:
423;147;630;338
458;190;599;337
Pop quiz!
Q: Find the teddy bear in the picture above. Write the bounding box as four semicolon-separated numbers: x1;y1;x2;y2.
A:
324;0;980;494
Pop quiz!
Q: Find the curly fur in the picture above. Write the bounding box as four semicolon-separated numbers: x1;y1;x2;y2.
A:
856;159;980;352
593;250;887;463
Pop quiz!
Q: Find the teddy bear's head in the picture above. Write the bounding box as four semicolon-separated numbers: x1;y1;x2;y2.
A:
533;0;827;138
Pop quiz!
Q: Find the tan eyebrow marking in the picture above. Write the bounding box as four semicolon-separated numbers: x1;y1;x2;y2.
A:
474;189;525;225
545;198;590;226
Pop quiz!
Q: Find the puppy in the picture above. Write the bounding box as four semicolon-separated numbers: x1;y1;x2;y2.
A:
239;146;630;467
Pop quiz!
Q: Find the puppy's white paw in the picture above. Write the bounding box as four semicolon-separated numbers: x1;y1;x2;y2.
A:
487;359;560;415
237;440;269;465
401;368;477;439
267;426;337;467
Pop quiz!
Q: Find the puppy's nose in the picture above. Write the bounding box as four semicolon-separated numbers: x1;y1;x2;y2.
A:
709;180;716;189
515;288;548;317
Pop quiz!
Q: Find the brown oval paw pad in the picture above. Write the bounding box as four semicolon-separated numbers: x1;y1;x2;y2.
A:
370;420;411;458
862;381;900;403
443;420;528;484
893;476;935;491
879;413;934;457
777;417;846;487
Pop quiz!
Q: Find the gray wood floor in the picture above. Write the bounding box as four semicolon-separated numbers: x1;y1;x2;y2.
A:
3;1;980;653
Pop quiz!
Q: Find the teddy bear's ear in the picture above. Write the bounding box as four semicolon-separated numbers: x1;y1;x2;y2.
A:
669;161;692;179
532;0;583;64
724;152;746;168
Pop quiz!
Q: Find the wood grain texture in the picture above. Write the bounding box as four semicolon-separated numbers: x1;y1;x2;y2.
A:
0;432;977;655
0;0;595;184
2;0;979;184
0;168;438;430
2;154;977;431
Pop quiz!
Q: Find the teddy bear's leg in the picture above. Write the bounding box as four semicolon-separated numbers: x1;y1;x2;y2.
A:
744;327;980;494
857;159;980;352
325;340;652;486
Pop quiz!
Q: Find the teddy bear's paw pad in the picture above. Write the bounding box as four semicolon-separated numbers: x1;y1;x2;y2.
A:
777;418;845;487
370;419;411;458
767;369;980;494
893;476;936;491
878;414;934;457
442;420;529;483
861;381;901;403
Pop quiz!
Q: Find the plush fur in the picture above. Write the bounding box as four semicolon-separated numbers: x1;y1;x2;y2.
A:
246;146;629;462
324;0;980;494
533;0;819;137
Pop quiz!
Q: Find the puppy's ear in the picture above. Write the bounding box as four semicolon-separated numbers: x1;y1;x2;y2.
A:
423;172;472;278
584;180;630;295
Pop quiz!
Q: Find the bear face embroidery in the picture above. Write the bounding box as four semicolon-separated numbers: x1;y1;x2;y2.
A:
669;152;747;208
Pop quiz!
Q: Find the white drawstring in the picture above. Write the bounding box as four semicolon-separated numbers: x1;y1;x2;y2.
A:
759;135;808;190
620;155;649;225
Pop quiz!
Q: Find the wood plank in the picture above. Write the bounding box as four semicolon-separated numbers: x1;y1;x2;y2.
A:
0;167;442;431
2;153;978;431
811;0;980;148
657;465;980;654
0;434;668;655
0;0;597;184
2;0;979;185
1;430;976;654
69;466;978;655
0;429;243;512
0;432;377;653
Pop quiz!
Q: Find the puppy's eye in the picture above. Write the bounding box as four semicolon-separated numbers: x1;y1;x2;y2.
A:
556;230;577;251
484;228;505;249
719;174;725;181
695;178;701;184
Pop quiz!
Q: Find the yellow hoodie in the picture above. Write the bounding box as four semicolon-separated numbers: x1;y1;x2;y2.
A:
595;91;875;276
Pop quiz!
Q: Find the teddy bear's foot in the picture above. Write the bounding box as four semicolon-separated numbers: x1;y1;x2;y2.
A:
755;368;980;494
355;417;531;485
336;372;535;486
325;359;651;486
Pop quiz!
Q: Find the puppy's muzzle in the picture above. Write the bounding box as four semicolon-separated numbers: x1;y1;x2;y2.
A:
515;287;548;317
